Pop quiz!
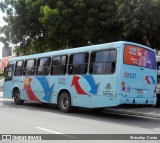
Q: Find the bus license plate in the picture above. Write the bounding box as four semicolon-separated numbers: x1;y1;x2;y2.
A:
137;89;144;94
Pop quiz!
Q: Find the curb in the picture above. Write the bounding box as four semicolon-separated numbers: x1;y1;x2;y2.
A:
105;108;160;119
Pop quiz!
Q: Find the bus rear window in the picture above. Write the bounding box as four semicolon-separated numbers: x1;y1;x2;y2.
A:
124;45;156;69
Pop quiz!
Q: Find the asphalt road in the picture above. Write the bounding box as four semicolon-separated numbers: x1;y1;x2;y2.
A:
0;92;160;143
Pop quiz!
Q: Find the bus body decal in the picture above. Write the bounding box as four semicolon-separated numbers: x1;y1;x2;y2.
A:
145;76;155;84
83;75;99;95
124;72;137;79
24;77;40;102
150;76;155;84
71;76;88;95
71;75;99;95
36;77;54;102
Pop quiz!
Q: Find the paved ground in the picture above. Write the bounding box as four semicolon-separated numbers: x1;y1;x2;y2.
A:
105;105;160;119
1;92;160;143
0;79;4;91
1;91;160;119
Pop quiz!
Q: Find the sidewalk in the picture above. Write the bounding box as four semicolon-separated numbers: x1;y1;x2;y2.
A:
0;91;3;98
0;79;4;91
105;105;160;119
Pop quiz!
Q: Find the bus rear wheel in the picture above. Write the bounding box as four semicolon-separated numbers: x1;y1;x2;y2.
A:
58;92;72;113
13;89;24;105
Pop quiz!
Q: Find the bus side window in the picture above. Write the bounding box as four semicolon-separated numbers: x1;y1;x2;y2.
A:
36;57;51;75
5;64;14;81
51;55;67;75
68;53;88;74
14;61;24;76
23;59;36;76
89;49;116;74
109;50;117;73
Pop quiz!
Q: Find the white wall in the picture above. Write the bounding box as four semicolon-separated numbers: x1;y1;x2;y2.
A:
0;10;7;59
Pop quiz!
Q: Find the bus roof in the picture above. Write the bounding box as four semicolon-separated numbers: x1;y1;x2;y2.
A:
9;41;154;62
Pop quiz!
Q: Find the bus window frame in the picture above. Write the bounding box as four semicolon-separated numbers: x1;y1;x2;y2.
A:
68;52;89;75
36;57;51;76
89;48;117;75
14;60;24;76
23;59;36;76
4;64;14;81
50;55;68;75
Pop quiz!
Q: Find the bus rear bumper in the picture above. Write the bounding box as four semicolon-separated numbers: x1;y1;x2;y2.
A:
118;95;157;105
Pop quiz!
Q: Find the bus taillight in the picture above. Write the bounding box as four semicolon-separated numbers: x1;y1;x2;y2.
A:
121;82;125;91
121;82;125;87
122;87;125;91
121;82;127;96
154;85;157;93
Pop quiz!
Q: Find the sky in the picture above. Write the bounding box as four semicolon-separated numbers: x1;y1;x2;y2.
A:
0;10;6;59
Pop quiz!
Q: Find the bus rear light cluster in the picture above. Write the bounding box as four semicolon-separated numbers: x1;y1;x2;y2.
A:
121;82;127;96
154;85;157;93
121;82;125;87
121;82;125;91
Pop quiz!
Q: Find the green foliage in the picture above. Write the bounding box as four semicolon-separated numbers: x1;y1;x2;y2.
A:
0;0;160;55
99;0;121;42
0;70;4;77
117;0;160;48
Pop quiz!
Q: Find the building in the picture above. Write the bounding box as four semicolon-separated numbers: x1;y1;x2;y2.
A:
0;46;16;70
2;47;12;58
1;56;15;70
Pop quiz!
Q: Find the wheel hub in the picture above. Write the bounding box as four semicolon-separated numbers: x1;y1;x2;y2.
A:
63;97;68;107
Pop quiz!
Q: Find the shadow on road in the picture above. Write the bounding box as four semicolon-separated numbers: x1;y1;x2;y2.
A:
1;99;160;130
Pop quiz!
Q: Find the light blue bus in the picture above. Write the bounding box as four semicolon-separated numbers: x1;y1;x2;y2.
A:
3;41;157;112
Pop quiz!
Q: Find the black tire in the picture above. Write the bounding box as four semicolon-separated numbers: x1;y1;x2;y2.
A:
58;92;72;112
13;89;24;105
155;96;160;108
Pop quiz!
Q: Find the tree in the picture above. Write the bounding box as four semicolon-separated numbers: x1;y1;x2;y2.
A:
40;0;102;48
0;0;46;55
0;0;104;54
99;0;121;43
0;0;159;55
117;0;160;49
